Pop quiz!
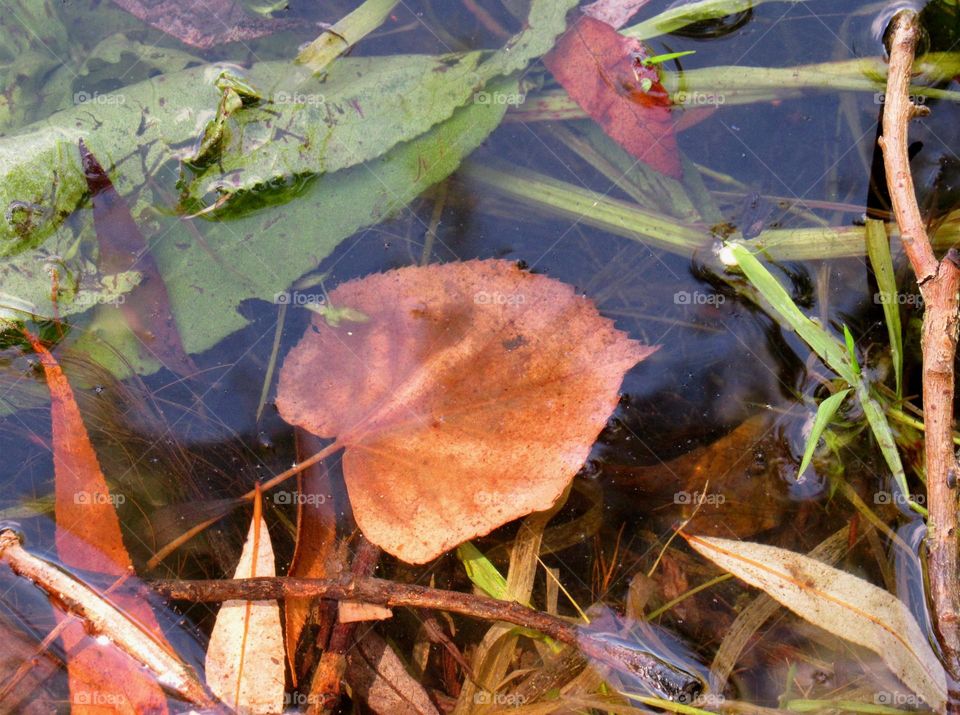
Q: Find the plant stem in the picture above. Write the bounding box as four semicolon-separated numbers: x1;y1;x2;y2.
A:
878;9;960;697
152;575;702;701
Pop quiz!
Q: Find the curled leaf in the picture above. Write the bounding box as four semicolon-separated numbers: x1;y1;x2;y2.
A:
276;260;654;563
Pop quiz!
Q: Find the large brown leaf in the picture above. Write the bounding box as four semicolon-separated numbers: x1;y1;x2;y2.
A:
543;15;682;178
276;260;653;563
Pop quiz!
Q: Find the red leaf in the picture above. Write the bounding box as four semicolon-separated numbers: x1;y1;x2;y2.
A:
24;332;172;713
544;15;682;178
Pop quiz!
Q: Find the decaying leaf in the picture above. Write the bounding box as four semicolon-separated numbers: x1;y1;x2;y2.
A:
345;631;440;715
111;0;304;49
205;489;285;714
78;141;196;377
544;15;681;178
685;534;947;711
276;260;654;563
284;430;338;685
24;332;175;713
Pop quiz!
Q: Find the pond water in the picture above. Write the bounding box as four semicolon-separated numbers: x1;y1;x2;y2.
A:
0;0;958;711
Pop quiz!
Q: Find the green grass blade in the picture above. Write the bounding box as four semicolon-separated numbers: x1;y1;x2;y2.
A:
457;542;509;600
857;384;921;513
865;219;904;398
798;389;850;476
725;243;857;383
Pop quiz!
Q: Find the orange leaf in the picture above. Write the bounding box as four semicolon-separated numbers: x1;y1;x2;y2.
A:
276;260;655;563
284;429;338;686
543;15;682;178
24;332;171;714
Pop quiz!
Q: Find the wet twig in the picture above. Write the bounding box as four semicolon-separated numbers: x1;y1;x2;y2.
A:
878;9;960;694
152;574;702;701
0;530;214;708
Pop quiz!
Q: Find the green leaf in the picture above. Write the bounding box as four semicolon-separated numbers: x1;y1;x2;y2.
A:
725;243;857;384
457;542;509;600
623;0;808;41
72;77;518;374
865;219;904;397
843;324;861;377
858;385;917;513
798;389;850;476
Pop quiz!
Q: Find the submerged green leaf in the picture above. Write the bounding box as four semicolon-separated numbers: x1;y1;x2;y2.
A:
725;243;856;384
865;219;904;397
457;542;509;600
798;389;850;477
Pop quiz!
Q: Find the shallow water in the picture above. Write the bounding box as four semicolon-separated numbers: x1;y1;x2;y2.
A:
0;0;958;711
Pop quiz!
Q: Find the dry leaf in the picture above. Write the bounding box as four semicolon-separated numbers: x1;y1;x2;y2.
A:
25;332;174;714
339;602;394;623
543;15;681;178
345;631;440;715
685;534;947;711
204;490;285;714
284;430;338;685
276;260;654;563
111;0;303;49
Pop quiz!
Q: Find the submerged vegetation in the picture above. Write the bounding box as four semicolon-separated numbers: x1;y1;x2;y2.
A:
1;0;960;712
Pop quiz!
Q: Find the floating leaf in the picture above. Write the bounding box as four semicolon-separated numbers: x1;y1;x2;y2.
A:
204;488;285;714
23;331;177;713
685;534;947;711
543;15;682;178
276;260;654;563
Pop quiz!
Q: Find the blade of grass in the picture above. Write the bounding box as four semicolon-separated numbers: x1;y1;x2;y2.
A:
798;389;850;476
622;0;805;40
865;219;904;398
726;243;918;513
457;542;509;600
724;243;857;383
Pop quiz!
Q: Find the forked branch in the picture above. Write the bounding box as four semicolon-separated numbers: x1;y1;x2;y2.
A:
878;9;960;693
